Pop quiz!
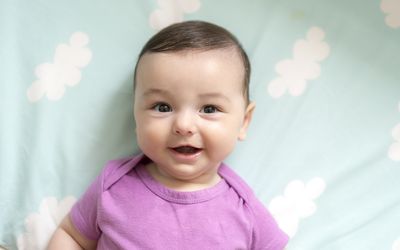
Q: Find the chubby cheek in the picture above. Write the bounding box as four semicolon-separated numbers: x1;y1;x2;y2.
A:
136;122;166;154
202;122;241;160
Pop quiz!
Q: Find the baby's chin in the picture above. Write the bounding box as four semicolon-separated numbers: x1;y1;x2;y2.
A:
148;160;221;187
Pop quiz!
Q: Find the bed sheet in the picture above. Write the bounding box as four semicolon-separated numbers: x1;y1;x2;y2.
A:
1;0;400;249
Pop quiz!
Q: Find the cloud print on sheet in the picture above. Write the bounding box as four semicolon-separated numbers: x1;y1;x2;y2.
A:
17;196;76;250
388;102;400;161
393;238;400;250
381;0;400;28
27;32;92;102
149;0;201;31
268;27;330;98
268;177;326;237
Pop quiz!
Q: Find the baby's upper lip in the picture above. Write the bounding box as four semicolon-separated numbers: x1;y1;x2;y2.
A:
169;144;202;149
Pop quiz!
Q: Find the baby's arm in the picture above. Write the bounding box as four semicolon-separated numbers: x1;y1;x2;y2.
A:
47;213;97;250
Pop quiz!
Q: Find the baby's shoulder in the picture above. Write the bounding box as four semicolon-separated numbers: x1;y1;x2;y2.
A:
218;164;265;216
101;154;145;191
218;163;276;220
218;163;255;203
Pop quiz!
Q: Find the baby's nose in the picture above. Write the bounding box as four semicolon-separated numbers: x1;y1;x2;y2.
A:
172;111;196;136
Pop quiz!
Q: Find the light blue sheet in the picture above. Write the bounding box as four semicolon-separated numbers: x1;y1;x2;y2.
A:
1;0;400;249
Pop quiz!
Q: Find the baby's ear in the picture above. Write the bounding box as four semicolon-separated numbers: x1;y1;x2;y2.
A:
238;102;255;141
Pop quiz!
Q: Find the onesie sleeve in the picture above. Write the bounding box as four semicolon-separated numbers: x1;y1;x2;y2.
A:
69;163;111;240
250;197;289;250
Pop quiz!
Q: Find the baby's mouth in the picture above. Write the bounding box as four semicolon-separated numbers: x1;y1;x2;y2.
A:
172;146;202;155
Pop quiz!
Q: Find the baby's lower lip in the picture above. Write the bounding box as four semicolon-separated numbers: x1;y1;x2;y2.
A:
172;146;202;154
169;147;202;161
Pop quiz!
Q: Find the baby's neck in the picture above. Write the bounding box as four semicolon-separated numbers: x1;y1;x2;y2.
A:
145;163;222;192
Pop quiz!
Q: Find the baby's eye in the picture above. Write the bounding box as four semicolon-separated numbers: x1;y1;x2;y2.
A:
153;103;172;112
201;105;219;114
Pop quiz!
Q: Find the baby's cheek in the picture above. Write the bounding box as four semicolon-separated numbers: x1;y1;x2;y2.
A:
137;125;160;148
206;128;238;157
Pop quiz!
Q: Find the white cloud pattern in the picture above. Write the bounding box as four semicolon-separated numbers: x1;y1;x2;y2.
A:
388;102;400;161
393;238;400;250
27;32;92;102
268;27;330;98
17;196;77;250
381;0;400;28
149;0;201;31
268;177;326;237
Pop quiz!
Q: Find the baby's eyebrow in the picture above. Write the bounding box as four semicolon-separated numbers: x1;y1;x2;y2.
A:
142;88;171;97
198;92;231;102
142;89;231;102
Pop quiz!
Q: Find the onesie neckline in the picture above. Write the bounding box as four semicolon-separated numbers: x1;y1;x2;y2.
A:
135;162;230;204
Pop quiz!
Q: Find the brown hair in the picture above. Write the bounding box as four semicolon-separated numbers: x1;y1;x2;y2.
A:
134;20;251;103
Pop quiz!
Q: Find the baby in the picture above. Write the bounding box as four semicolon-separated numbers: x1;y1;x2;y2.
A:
48;20;289;249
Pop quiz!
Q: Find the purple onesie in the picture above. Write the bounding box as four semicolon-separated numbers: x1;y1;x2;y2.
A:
70;154;288;249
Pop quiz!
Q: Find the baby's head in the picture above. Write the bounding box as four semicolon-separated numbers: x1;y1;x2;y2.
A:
133;21;255;185
134;20;251;105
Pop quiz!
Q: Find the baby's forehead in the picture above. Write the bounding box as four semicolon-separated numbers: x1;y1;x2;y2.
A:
144;47;242;62
134;48;248;103
139;49;244;78
137;48;245;77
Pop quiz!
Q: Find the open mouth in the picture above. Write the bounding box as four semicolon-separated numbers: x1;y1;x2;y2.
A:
172;146;202;155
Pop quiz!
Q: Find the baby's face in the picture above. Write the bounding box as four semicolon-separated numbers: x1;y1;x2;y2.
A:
134;49;254;183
